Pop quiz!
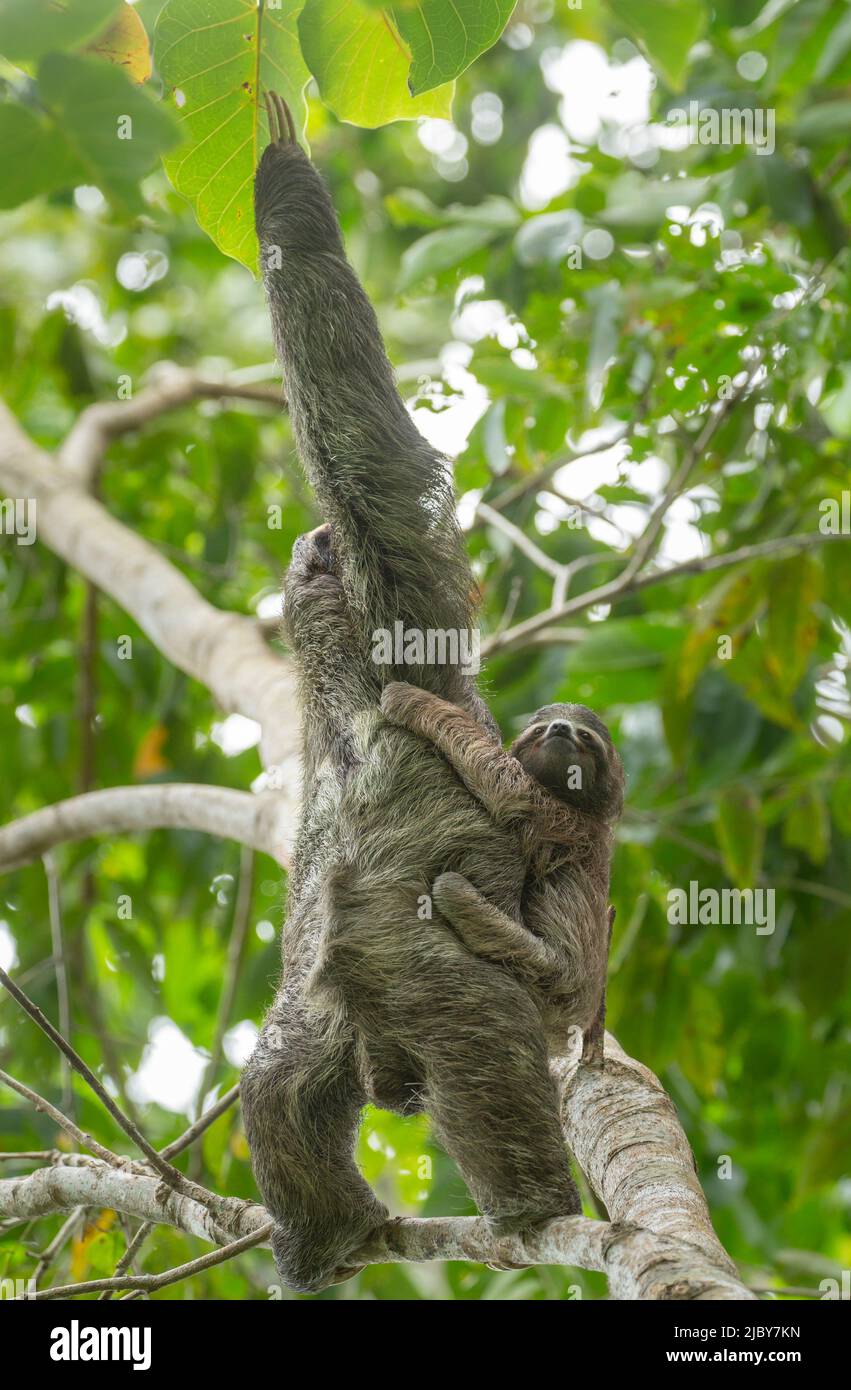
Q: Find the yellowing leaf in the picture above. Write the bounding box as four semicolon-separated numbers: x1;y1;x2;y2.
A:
133;725;170;778
85;3;152;84
71;1210;117;1281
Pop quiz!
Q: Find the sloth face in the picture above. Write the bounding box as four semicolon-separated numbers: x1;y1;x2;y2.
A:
510;702;624;821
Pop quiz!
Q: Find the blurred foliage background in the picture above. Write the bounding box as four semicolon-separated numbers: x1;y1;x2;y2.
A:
1;0;850;1299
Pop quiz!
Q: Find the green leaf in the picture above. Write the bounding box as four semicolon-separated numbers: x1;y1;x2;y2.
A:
793;100;851;143
299;0;453;127
763;553;822;694
606;0;704;89
782;789;830;865
715;787;765;887
393;0;517;95
155;0;311;272
387;187;518;232
819;363;851;438
0;0;119;63
514;210;583;266
599;175;710;230
398;222;499;290
830;773;851;836
385;186;447;227
471;351;571;401
0;104;87;209
37;53;180;211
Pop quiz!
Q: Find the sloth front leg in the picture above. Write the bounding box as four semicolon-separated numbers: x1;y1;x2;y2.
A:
381;682;534;822
433;871;561;984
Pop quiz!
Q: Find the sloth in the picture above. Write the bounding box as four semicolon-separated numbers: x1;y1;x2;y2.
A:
241;93;612;1294
380;684;623;1056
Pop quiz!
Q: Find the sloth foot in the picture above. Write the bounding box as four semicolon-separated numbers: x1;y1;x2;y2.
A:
291;522;336;576
269;1203;386;1295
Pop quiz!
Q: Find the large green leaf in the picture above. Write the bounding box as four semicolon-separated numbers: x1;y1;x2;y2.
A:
793;100;851;143
715;787;765;888
298;0;453;127
393;0;517;95
155;0;311;272
606;0;704;90
0;104;87;210
783;789;831;866
763;554;822;695
0;0;118;63
37;53;180;211
398;222;498;290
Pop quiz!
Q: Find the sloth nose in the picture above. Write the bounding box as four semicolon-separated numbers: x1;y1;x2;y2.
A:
547;720;573;737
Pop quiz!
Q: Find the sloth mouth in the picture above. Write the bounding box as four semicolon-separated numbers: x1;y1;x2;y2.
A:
544;729;576;746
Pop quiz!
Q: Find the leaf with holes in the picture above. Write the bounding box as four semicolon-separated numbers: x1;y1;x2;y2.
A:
155;0;310;272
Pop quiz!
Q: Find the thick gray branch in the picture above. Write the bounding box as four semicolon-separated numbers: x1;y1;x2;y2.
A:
1;1034;753;1299
0;785;291;872
555;1034;752;1296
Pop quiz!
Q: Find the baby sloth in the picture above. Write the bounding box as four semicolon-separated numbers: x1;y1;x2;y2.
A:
381;686;624;1058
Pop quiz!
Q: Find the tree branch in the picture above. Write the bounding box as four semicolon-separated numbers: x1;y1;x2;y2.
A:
0;1034;752;1299
0;966;239;1221
483;532;848;657
57;367;285;487
0;1162;263;1248
0;785;291;873
555;1035;742;1286
0;400;300;781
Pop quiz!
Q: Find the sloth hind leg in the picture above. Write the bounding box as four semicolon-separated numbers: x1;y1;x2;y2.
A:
241;1009;387;1293
418;965;582;1230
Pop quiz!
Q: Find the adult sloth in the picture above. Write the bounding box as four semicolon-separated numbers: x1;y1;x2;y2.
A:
242;94;593;1294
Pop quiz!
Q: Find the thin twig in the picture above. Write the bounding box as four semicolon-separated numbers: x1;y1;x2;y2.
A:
484;532;849;656
0;1069;124;1168
43;852;72;1115
100;1083;242;1297
26;1222;275;1301
0;967;226;1211
191;850;253;1180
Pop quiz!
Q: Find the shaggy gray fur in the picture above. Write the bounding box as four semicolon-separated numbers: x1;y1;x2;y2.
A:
241;96;597;1293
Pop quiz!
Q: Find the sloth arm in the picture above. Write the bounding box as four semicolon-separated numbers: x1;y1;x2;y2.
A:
255;95;479;709
380;682;541;824
382;681;584;980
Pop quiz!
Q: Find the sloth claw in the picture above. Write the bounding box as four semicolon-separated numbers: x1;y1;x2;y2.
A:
265;89;297;147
